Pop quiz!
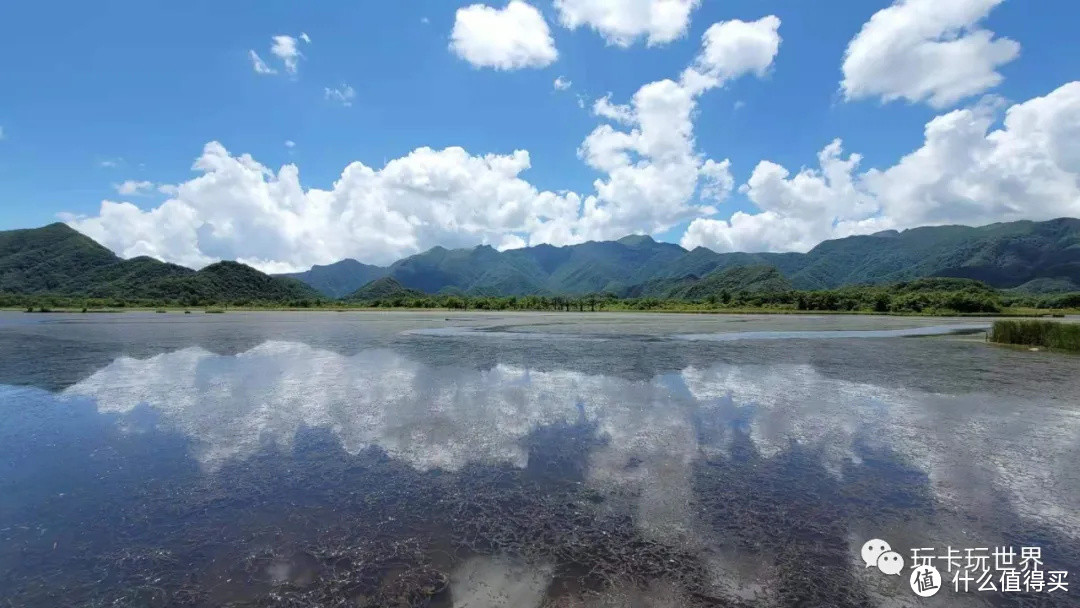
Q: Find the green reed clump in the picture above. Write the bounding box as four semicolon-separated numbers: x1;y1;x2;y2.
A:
990;320;1080;351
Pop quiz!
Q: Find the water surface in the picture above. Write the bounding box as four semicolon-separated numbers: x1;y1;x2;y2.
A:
1;311;1077;607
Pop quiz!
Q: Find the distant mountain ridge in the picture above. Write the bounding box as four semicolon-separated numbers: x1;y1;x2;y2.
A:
279;259;388;298
625;265;794;299
344;277;425;302
279;218;1080;296
0;223;320;303
3;218;1079;303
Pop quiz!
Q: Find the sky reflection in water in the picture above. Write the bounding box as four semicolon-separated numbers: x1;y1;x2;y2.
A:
1;312;1078;607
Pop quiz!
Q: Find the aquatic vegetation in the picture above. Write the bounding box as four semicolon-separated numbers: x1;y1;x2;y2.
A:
990;320;1080;351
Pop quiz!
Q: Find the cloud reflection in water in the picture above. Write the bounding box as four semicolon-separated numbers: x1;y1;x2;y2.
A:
63;340;1080;540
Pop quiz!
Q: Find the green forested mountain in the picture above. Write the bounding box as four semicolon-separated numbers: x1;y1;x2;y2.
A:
386;235;691;296
279;259;388;298
79;256;195;297
778;218;1080;289
626;265;794;299
286;218;1079;296
137;261;321;303
0;223;320;304
344;277;425;302
4;218;1080;303
0;223;125;293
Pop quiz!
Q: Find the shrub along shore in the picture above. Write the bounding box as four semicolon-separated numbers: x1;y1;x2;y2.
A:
3;278;1080;317
989;320;1080;352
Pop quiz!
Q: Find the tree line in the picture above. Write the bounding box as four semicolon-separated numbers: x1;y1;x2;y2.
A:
4;278;1079;314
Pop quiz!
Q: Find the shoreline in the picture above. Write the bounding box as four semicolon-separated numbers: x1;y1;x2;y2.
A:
4;306;1077;319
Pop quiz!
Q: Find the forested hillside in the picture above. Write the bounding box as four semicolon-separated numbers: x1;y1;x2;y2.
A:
0;224;320;305
4;219;1080;306
281;218;1080;296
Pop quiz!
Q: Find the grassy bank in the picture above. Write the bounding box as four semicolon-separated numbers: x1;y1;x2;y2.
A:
989;320;1080;352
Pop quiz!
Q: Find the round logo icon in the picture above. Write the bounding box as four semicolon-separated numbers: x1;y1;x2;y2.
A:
909;565;942;597
877;550;904;575
861;539;891;568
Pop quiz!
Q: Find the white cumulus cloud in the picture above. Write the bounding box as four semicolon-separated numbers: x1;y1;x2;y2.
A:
864;85;1080;226
64;16;781;272
841;0;1020;108
113;180;156;196
451;1;558;70
682;16;782;94
682;82;1080;253
271;35;303;74
250;33;309;76
67;142;583;271
545;15;779;245
591;94;634;124
554;76;572;91
554;0;700;47
562;16;778;244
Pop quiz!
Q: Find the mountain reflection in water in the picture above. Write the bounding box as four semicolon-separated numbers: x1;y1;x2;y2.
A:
1;313;1078;607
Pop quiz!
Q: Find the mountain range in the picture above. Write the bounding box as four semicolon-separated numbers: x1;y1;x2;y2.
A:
2;218;1079;303
281;218;1080;297
0;223;319;303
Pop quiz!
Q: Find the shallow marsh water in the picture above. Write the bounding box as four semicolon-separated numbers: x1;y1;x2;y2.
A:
1;311;1078;607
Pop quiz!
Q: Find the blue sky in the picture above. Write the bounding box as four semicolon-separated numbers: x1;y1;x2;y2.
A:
1;0;1078;271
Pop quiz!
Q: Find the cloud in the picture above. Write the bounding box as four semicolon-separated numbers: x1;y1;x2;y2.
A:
66;142;582;270
64;18;780;272
61;339;1080;541
324;84;356;107
591;94;634;123
558;16;779;245
284;140;296;148
270;35;303;74
554;76;572;91
681;16;781;94
864;85;1080;225
698;159;734;204
250;34;309;76
113;180;155;196
98;158;124;169
248;50;277;75
554;0;701;47
451;1;558;70
496;234;528;251
682;140;878;252
841;0;1020;108
681;82;1080;252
